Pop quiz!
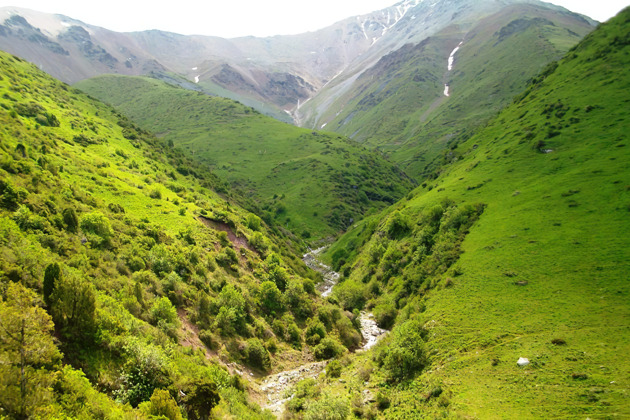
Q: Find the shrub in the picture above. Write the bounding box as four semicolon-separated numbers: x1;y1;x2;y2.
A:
335;281;366;311
246;214;262;231
149;244;173;275
326;359;342;378
385;210;411;239
286;378;320;413
245;338;271;371
304;394;349;420
50;271;96;341
12;205;45;231
182;380;220;420
149;187;162;199
151;296;179;326
267;265;289;292
80;212;113;248
249;231;268;253
43;262;61;306
0;180;24;210
372;303;397;329
335;315;361;349
376;391;390;410
377;319;427;382
143;388;182;420
259;281;283;314
305;319;327;346
313;337;345;360
62;208;79;232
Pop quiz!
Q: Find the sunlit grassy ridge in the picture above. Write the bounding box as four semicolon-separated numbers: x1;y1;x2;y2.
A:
75;75;414;241
0;50;367;418
309;8;630;418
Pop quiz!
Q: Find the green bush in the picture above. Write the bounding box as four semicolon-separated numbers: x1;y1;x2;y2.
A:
372;303;397;329
335;315;362;349
385;210;411;239
245;338;271;371
313;337;345;360
0;180;24;210
305;319;327;346
150;297;179;339
142;388;182;420
326;359;342;378
286;378;320;413
259;281;283;314
304;393;349;420
377;319;427;382
62;208;79;232
80;212;113;248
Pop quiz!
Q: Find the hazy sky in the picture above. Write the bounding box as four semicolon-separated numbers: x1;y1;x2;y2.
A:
0;0;627;38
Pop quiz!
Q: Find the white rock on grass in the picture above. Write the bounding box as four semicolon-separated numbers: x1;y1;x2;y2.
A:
517;357;530;366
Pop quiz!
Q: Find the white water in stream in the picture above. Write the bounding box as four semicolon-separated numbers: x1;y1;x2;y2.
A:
260;249;388;417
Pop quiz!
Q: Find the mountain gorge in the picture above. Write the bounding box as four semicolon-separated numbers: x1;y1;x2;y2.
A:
0;0;629;419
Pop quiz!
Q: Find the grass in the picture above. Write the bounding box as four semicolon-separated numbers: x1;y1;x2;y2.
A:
75;75;414;241
317;7;630;418
0;49;365;418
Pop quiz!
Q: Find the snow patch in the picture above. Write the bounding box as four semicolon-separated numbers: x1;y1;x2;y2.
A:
194;75;199;83
444;84;450;97
321;123;327;129
448;41;463;71
192;67;198;70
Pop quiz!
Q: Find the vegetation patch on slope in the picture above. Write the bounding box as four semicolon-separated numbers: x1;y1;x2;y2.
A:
75;75;414;241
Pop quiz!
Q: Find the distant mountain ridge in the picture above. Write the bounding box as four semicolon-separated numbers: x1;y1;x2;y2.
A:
0;1;596;125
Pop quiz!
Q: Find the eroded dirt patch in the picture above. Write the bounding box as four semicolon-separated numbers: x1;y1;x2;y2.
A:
198;215;254;252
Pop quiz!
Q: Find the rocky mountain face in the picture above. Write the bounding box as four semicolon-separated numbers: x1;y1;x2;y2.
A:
0;1;595;126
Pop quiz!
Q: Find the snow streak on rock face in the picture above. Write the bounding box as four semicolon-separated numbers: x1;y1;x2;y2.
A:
445;41;463;96
447;41;463;71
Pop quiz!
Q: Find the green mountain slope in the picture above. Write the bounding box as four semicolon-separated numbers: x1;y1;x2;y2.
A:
310;8;630;418
0;50;364;418
312;4;594;178
75;75;414;241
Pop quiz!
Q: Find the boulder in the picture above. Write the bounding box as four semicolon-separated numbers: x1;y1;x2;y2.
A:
517;357;530;366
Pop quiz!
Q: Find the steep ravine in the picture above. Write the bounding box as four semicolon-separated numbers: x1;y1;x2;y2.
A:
258;248;388;417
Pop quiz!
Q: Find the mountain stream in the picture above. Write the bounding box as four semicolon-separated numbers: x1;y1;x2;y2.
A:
259;248;387;417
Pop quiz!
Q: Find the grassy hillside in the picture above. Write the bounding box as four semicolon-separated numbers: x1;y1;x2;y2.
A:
0;50;365;418
315;4;594;178
75;75;414;242
304;8;630;419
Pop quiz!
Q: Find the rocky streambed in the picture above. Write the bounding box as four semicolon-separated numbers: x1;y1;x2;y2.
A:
259;248;388;416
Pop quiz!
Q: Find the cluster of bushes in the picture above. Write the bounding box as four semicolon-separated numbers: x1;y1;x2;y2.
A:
333;199;485;319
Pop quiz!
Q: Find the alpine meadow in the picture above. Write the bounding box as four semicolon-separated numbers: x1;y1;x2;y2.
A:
0;1;628;419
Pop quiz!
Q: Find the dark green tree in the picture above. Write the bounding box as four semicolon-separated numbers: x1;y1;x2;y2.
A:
183;380;220;420
43;262;61;307
50;272;96;341
62;208;78;233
